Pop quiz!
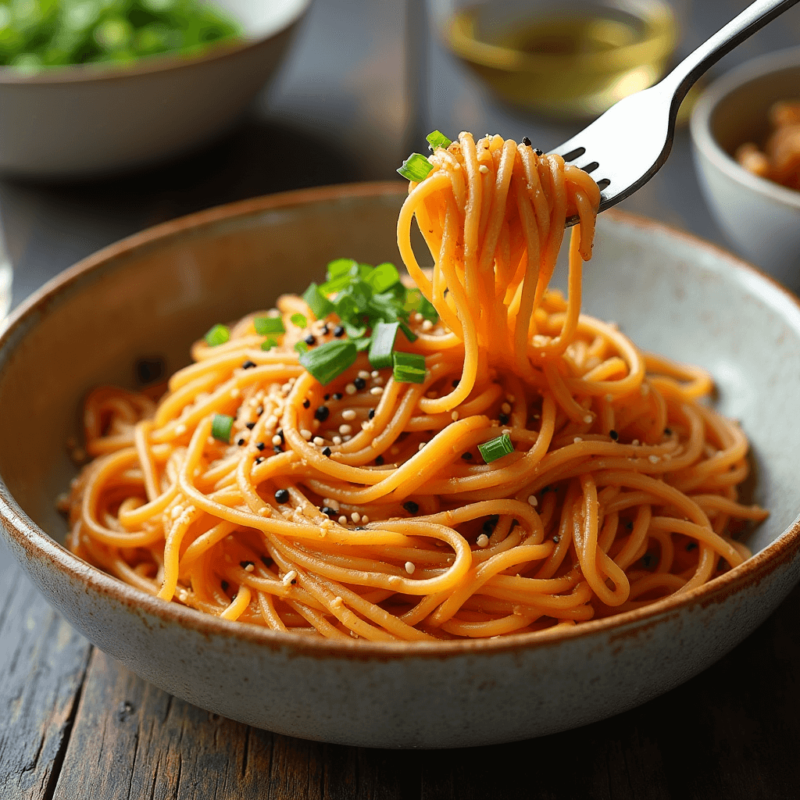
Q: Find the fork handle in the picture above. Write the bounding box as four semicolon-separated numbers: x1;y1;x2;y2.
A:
659;0;800;109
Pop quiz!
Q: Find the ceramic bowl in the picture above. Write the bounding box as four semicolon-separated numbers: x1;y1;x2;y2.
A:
690;46;800;291
0;0;311;178
2;183;800;749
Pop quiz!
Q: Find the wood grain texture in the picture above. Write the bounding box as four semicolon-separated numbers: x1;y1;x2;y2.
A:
0;548;92;800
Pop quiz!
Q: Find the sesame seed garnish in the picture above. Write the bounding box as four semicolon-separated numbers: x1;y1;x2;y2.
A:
522;136;531;146
345;383;357;395
368;408;375;419
242;360;256;370
370;386;384;396
405;562;416;575
256;442;266;451
315;405;330;422
501;402;511;414
313;436;325;446
371;370;380;378
339;424;352;435
333;392;343;401
342;409;357;421
609;429;619;441
338;515;348;525
331;596;343;609
343;435;352;442
583;415;593;424
221;580;229;593
282;570;297;586
300;429;312;440
372;376;384;386
476;534;489;547
230;388;240;399
498;413;510;425
403;501;419;514
418;442;426;451
322;446;332;457
302;399;310;409
255;457;264;465
632;439;640;446
574;437;583;443
451;411;459;421
421;319;433;331
245;422;256;430
332;436;343;445
322;506;336;517
354;377;366;390
648;455;660;464
274;489;290;503
478;164;489;174
358;370;371;380
361;515;370;524
240;560;255;572
304;334;316;346
321;324;330;335
351;511;361;523
334;325;345;338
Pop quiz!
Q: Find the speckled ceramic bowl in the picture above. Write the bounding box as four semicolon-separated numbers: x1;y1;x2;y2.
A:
2;183;800;749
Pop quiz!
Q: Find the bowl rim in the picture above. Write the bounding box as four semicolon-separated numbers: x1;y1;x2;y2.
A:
0;0;311;86
690;44;800;211
2;180;800;661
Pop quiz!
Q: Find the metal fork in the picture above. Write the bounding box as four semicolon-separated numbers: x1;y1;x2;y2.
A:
553;0;800;225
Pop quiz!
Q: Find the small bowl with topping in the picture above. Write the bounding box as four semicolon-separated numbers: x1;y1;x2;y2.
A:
0;0;311;178
690;46;800;290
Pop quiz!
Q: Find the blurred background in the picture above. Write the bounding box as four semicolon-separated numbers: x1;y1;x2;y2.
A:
1;0;800;314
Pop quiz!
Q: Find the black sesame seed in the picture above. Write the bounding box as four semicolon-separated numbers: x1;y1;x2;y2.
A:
333;393;343;401
375;455;384;466
277;429;285;442
321;324;330;335
354;377;366;390
303;399;310;409
245;422;255;430
403;501;419;514
255;457;265;465
322;446;332;457
664;428;672;436
686;542;698;551
236;438;246;446
322;506;336;517
334;325;345;338
256;442;266;451
368;409;375;419
275;489;290;503
498;413;510;425
242;360;257;370
461;452;473;460
609;429;619;441
304;334;316;346
273;445;283;453
534;148;543;156
221;580;229;593
240;560;254;569
315;405;330;422
452;379;460;388
522;136;531;147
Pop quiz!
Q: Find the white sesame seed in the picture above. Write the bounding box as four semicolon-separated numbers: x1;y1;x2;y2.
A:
342;409;357;420
358;370;371;380
272;434;282;446
632;439;640;446
343;435;352;442
244;563;254;572
282;570;297;586
574;437;583;443
345;383;357;395
313;436;325;446
361;515;369;524
412;312;423;322
300;429;312;440
333;436;343;445
477;534;489;548
372;376;385;386
331;596;343;609
418;442;426;451
323;499;340;511
422;319;433;331
405;561;416;574
338;515;348;525
478;164;489;174
528;495;538;506
501;402;511;414
648;455;660;464
370;386;384;396
339;424;352;435
371;370;380;378
351;511;361;523
451;411;459;421
583;415;593;424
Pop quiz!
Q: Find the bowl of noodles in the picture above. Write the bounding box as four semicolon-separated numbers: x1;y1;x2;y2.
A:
2;140;800;747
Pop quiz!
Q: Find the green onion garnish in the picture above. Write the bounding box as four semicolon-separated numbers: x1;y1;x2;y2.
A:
426;130;452;150
369;321;399;369
261;337;279;351
254;316;285;335
211;413;234;443
418;295;439;322
303;283;334;320
294;340;309;354
299;340;357;385
365;262;400;293
392;351;426;383
478;433;514;464
204;323;230;347
290;313;308;328
398;153;434;182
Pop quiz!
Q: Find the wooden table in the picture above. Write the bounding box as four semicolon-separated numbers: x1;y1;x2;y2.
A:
3;2;800;797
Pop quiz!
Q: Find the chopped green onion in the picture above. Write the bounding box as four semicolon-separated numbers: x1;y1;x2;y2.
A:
369;321;399;369
254;316;285;335
353;337;372;352
294;340;309;354
392;351;426;384
327;258;357;280
211;413;234;443
299;340;357;385
478;433;514;464
418;295;439;322
398;153;434;182
303;283;334;320
365;262;400;293
398;320;418;343
261;337;279;351
204;323;230;347
426;130;452;150
290;313;308;328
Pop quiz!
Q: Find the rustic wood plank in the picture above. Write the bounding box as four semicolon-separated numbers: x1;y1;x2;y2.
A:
0;545;92;800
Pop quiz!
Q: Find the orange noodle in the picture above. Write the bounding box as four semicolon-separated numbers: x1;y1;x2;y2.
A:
65;133;766;640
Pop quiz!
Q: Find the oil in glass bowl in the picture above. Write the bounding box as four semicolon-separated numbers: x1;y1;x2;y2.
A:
443;0;677;119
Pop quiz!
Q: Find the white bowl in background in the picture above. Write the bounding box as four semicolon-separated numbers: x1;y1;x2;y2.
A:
690;47;800;291
0;0;311;179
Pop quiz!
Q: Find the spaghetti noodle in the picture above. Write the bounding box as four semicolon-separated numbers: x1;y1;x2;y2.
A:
65;132;766;641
